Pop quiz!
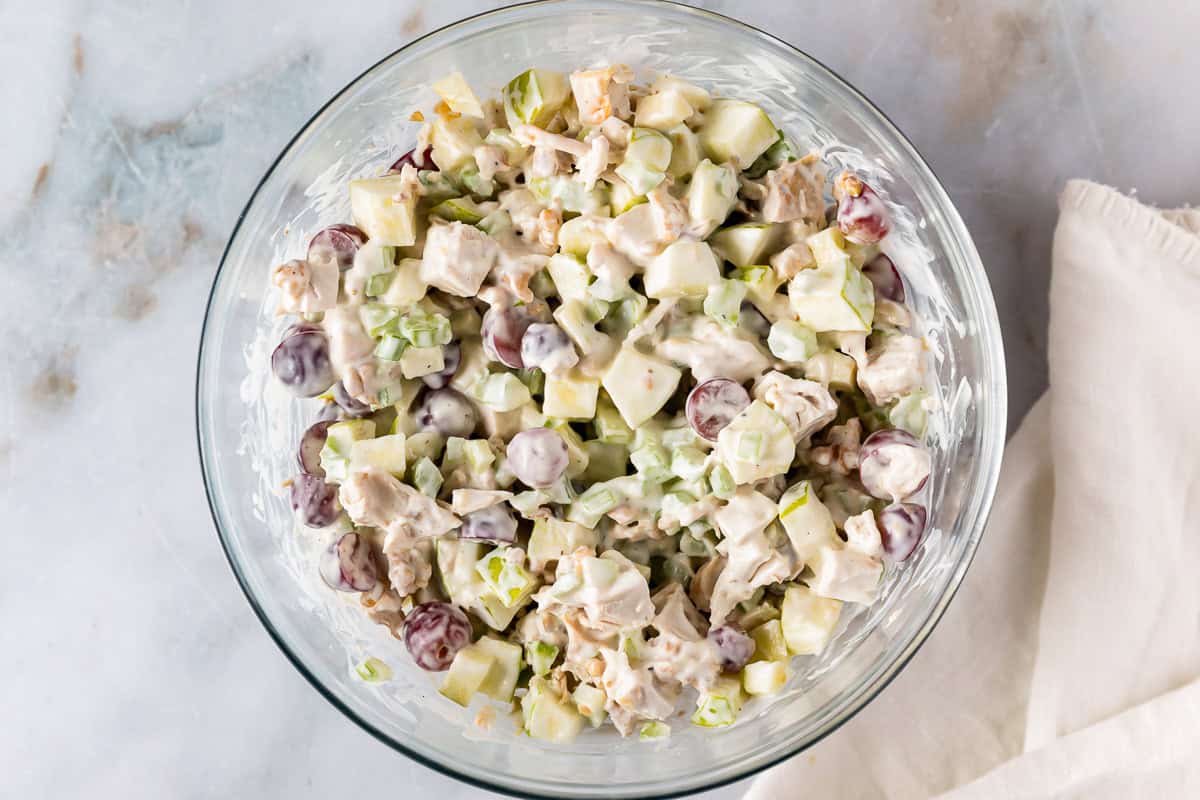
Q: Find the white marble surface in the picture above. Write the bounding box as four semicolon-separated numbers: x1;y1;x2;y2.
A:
3;1;1198;797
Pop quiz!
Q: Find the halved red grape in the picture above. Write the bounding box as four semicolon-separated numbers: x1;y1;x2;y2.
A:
481;307;533;368
520;323;578;374
863;253;905;303
422;341;461;389
404;601;473;671
834;172;891;245
460;504;519;544
686;378;752;441
307;224;366;273
315;400;341;422
319;532;378;592
332;380;371;418
298;420;333;476
272;329;335;397
878;502;927;561
388;146;432;173
290;473;340;528
859;428;930;501
708;625;756;672
415;388;478;438
507;428;569;488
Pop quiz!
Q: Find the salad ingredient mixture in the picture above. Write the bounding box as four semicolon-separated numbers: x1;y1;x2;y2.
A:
269;65;933;741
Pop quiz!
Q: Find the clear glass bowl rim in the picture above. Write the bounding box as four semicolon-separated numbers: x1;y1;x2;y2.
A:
195;1;1008;796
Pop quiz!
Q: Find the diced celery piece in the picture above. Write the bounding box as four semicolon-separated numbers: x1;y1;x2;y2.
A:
666;123;702;179
768;319;819;363
411;456;444;497
749;619;789;662
639;721;672;740
477;208;512;237
670;446;708;482
571;683;608;727
528;268;555;300
320;419;376;482
350;174;419;247
630;443;671;484
597;292;648;340
529;175;609;214
567;483;620;528
473;637;523;702
804;349;858;391
708;463;736;499
440;645;494;707
602;347;682;429
698;98;778;166
365;269;396;299
710;223;780;268
525;641;560;678
558;216;608;257
432;196;487;224
349;433;407;477
457;167;495;199
503;68;570;129
474;373;532;412
396;309;452;348
679;524;718;557
483;127;527;163
703;279;748;329
354;657;393;683
463;439;495;473
594;393;634;444
684;159;738;238
781;583;843;655
359;303;400;337
417;169;458;202
523;676;586;743
374;334;406;361
742;660;788;696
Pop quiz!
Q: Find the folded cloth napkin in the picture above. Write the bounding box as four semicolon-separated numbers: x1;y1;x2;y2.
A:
747;180;1200;799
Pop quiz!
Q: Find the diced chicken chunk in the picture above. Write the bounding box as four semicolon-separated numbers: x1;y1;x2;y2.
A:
761;158;826;224
858;333;925;405
272;257;339;313
420;221;498;297
753;371;838;441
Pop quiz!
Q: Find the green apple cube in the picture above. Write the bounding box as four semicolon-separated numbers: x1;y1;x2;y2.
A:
350;174;419;247
703;279;748;328
474;373;531;412
572;683;608;727
698;98;778;167
777;480;839;558
380;259;428;307
483;127;527;163
349;433;407;477
546;254;590;303
635;89;693;131
781;583;843;655
476;547;535;608
715;400;795;484
320;419;377;481
566;482;621;528
613;160;665;197
691;675;746;728
542;370;600;420
449;339;489;394
710;224;780;267
602;347;683;428
614;128;671;195
708;463;736;499
435;538;483;604
405;431;444;463
503;68;570;129
631;442;672;484
644;240;721;299
529;175;609;214
528;517;598;569
473;637;523;701
432;196;487;224
666;124;702;179
411;456;443;497
749;619;789;662
440;644;495;707
767;319;819;363
430;115;484;173
526;641;560;678
354;656;393;683
889;390;929;437
523;677;586;743
607;177;646;215
594;393;634;444
557;217;608;258
685;159;738;237
399;345;445;379
788;259;875;332
397;310;451;348
733;266;785;311
431;71;484;118
651;75;712;110
553;300;610;357
418;170;458;202
806;227;849;268
804;349;858;391
742;660;789;696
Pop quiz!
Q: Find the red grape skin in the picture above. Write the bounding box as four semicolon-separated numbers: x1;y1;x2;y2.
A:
835;172;891;245
403;601;473;671
859;428;930;501
272;328;335;398
414;388;478;438
307;224;366;273
507;428;569;488
319;532;378;592
332;380;371;418
708;625;756;672
520;323;577;374
459;504;519;544
388;146;432;173
290;473;341;528
878;502;928;561
686;379;752;441
298;421;333;477
422;341;461;389
863;253;905;303
481;306;533;368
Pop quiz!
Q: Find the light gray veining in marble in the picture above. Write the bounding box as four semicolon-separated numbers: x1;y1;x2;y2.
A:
3;1;1198;797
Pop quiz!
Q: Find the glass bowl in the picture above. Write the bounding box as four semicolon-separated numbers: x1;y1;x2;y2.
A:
196;1;1007;796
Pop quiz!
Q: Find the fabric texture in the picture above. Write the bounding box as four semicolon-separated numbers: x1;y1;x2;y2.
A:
747;180;1200;799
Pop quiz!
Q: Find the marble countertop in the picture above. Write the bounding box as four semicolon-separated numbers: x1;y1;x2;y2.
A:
4;0;1197;797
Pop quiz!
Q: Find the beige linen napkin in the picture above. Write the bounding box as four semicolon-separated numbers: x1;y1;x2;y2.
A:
748;180;1200;799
